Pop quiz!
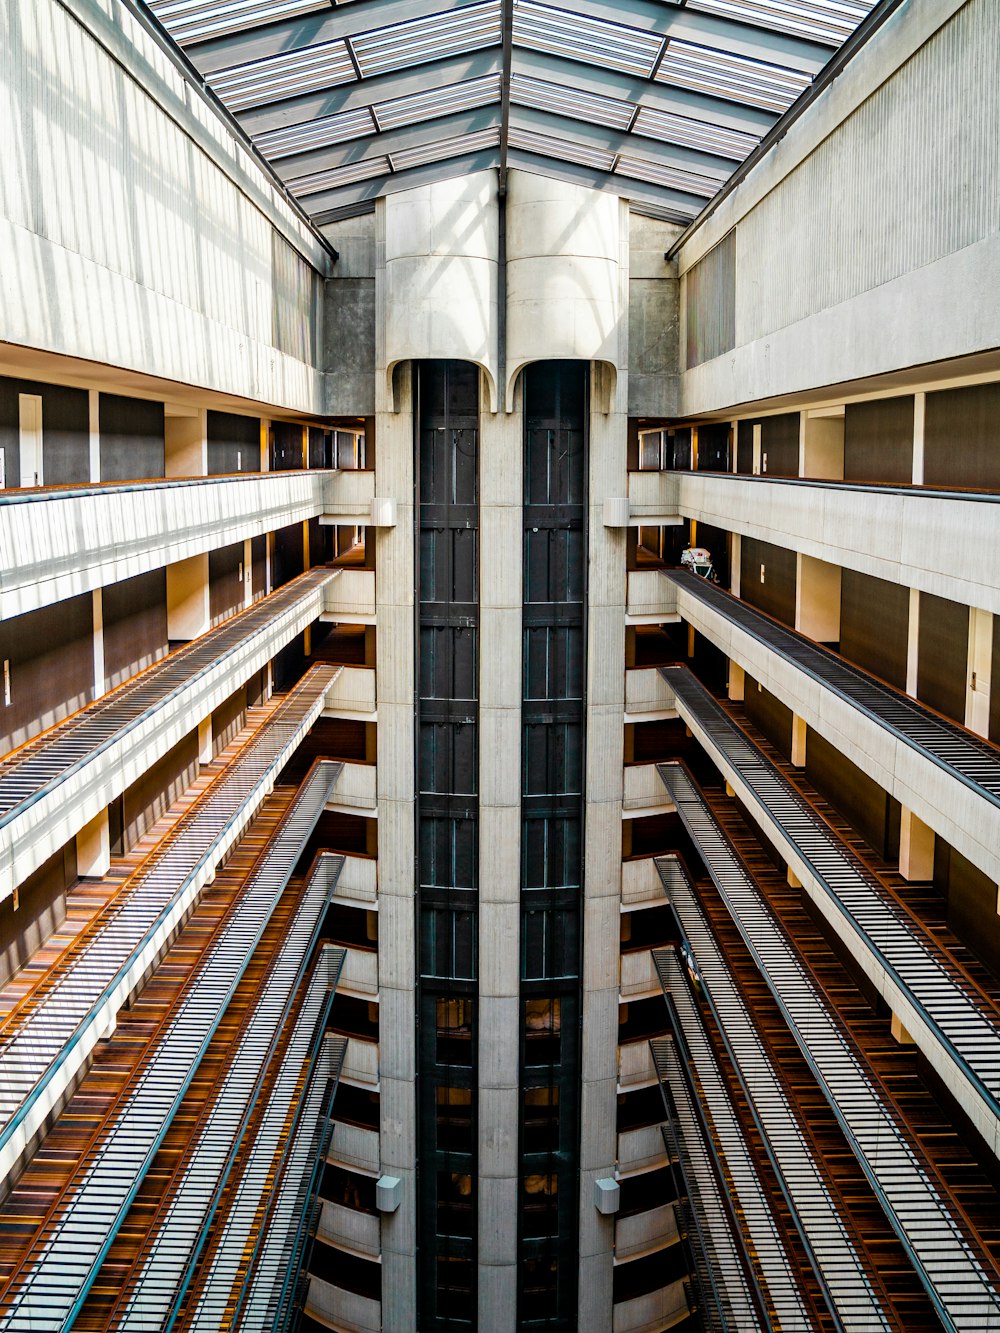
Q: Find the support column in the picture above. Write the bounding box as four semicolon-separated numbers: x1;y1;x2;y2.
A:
899;807;935;881
728;662;745;702
88;390;101;483
730;532;741;597
374;224;417;1326
92;588;105;701
477;381;522;1328
164;407;206;477
791;715;807;767
966;607;992;738
166;553;210;641
197;716;213;766
578;367;628;1327
260;419;270;472
912;392;926;485
800;407;845;480
906;588;920;697
242;538;253;608
76;809;110;879
795;553;841;643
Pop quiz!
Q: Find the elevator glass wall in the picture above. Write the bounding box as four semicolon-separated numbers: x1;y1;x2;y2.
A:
518;361;587;1330
416;361;480;1328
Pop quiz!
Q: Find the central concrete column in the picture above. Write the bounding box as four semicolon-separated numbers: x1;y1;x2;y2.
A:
578;359;628;1325
477;380;522;1329
375;190;418;1323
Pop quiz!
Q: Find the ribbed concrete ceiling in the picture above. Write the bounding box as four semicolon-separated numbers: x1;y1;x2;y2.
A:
142;0;879;224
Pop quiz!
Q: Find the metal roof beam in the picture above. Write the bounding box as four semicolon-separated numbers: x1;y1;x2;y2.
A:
304;148;502;217
274;108;501;184
188;0;495;74
237;50;502;134
510;46;775;135
508;105;737;183
521;0;830;73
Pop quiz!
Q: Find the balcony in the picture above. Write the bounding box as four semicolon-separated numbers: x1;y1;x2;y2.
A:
334;856;378;909
327;1121;380;1175
627;570;678;624
325;667;377;722
328;763;377;817
341;1036;379;1088
322;569;376;624
612;1281;690;1333
317;1200;381;1260
615;1203;680;1262
627;471;682;527
618;1125;668;1175
625;668;677;721
677;471;1000;615
619;1040;657;1090
623;764;676;818
0;470;328;620
621;859;669;910
621;950;659;1000
321;469;376;528
305;1276;381;1333
0;570;335;900
339;947;378;1000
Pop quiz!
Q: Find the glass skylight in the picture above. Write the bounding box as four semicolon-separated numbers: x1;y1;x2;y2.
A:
389;127;500;173
351;3;502;79
150;0;879;216
513;1;663;78
655;39;813;113
253;108;378;161
211;40;356;112
510;73;635;132
508;127;616;173
148;0;328;46
614;155;726;197
632;107;760;160
686;0;875;47
288;156;391;198
375;75;502;132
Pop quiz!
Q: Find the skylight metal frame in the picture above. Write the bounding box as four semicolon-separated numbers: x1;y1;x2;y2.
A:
142;0;884;222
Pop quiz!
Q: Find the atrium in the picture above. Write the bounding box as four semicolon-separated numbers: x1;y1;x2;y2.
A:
0;0;998;1329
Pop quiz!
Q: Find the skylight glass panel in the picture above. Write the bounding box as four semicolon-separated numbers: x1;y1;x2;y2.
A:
389;127;500;173
655;39;812;113
287;156;390;197
614;155;723;197
513;1;663;78
510;74;635;132
148;0;329;45
508;127;616;173
375;75;502;132
351;3;502;79
253;107;377;159
685;0;874;47
632;106;760;160
210;39;356;112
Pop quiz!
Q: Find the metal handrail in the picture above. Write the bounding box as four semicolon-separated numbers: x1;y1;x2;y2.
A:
0;762;341;1330
0;672;338;1173
664;570;1000;809
661;665;1000;1124
0;568;336;827
111;862;347;1328
654;858;892;1330
658;761;1000;1332
651;1037;765;1332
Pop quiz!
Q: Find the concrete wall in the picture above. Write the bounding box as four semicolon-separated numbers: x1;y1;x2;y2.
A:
628;214;681;418
679;0;999;413
506;172;626;409
322;214;377;417
382;173;499;407
0;0;328;413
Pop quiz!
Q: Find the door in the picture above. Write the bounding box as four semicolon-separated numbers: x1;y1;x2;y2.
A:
19;393;43;487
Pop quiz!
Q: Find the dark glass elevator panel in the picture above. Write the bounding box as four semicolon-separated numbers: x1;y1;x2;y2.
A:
518;362;587;1330
416;361;479;1329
